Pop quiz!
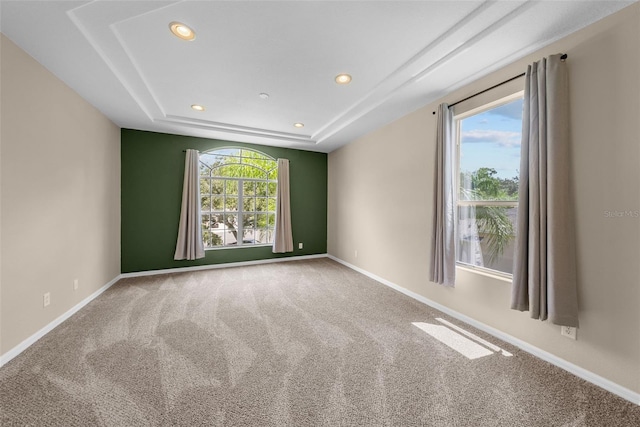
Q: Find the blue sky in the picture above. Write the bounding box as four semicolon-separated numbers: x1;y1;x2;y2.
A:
459;98;523;179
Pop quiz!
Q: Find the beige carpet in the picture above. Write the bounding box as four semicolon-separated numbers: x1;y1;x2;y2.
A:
1;258;639;426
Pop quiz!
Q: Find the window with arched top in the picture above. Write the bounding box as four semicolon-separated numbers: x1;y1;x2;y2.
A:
199;148;278;248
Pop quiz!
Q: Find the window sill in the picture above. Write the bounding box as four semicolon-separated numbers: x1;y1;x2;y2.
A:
205;243;273;251
455;264;513;284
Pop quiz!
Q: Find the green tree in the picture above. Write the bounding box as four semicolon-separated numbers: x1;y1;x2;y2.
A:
498;174;519;198
464;167;518;200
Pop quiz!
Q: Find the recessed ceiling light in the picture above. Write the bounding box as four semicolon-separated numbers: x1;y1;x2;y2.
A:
259;93;270;99
293;123;304;128
191;104;205;111
335;73;352;85
169;22;196;41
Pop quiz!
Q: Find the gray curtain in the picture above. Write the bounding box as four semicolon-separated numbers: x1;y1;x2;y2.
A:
273;158;293;253
174;149;205;260
430;103;456;286
511;54;579;327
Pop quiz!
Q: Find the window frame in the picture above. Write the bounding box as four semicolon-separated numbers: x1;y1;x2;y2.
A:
199;148;277;250
453;91;524;278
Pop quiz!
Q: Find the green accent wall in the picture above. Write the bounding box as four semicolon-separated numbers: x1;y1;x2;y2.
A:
121;129;327;273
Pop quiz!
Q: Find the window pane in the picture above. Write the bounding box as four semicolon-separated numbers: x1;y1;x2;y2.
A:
255;229;271;244
242;229;256;245
459;98;522;202
242;214;255;228
200;178;211;196
256;213;267;228
222;214;238;245
210;230;224;247
201;214;211;247
267;213;275;228
244;181;255;196
202;214;223;248
243;197;255;212
211;179;224;194
268;197;276;212
457;205;517;274
268;182;277;197
223;230;237;246
256;182;267;197
212;196;223;211
256;198;267;212
201;196;211;212
267;229;275;244
225;197;238;211
223;213;237;226
225;180;238;194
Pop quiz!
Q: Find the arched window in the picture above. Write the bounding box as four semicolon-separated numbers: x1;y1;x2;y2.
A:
200;148;277;248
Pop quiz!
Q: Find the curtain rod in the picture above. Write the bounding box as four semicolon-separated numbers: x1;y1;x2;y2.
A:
432;53;567;114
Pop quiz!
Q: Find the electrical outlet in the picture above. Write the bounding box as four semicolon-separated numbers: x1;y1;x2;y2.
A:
43;292;50;307
561;326;577;340
355;250;358;258
73;279;79;290
298;242;303;249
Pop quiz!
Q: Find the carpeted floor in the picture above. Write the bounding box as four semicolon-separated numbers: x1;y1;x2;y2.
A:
1;258;639;426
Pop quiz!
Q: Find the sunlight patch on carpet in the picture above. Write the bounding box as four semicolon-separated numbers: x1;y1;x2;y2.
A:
412;322;493;360
435;318;512;357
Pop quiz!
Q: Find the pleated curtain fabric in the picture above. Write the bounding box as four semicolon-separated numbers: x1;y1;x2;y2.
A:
429;103;456;286
272;158;293;253
174;149;205;261
511;54;579;327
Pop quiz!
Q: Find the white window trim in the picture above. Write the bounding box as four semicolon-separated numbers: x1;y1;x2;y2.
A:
453;91;524;278
200;148;277;250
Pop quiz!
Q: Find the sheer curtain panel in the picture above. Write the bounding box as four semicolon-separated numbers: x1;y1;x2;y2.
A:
430;103;456;286
174;149;205;260
273;158;293;253
511;54;579;327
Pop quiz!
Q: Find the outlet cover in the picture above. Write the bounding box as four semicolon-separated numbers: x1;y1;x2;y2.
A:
561;326;577;340
73;279;79;290
43;292;50;307
298;243;303;249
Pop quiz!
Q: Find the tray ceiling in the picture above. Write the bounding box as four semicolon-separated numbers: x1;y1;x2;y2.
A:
0;1;634;152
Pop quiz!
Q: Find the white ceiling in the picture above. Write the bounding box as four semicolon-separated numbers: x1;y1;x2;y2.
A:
0;1;634;153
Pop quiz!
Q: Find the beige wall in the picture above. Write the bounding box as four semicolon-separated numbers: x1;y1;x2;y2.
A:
0;34;121;355
328;5;640;393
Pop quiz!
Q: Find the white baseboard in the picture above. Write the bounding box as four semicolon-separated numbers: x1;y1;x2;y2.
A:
327;255;640;406
120;253;328;278
0;274;121;368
